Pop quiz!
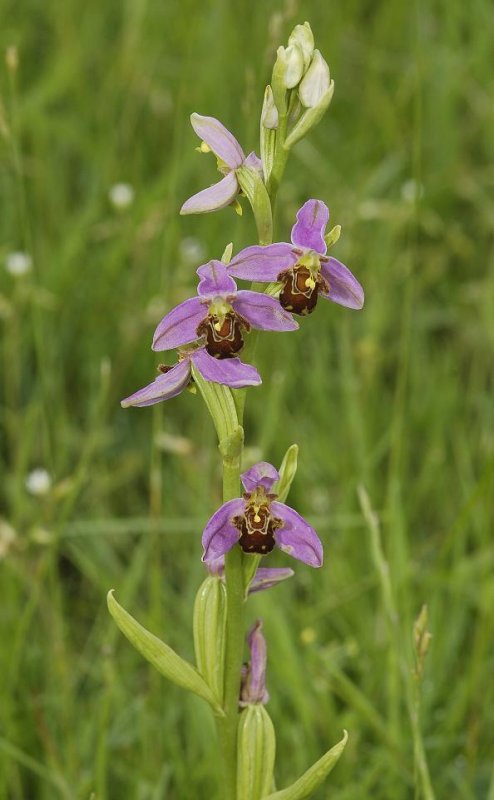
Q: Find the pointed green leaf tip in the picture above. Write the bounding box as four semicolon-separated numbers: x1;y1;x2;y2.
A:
264;730;348;800
107;591;224;715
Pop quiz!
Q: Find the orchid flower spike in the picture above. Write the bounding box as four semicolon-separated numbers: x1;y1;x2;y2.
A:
121;344;260;408
202;461;323;567
152;260;298;358
180;114;263;215
240;620;269;706
227;198;364;315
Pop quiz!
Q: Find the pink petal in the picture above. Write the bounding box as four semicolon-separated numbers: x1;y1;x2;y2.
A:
196;260;237;297
152;296;205;351
202;498;244;562
248;567;294;594
191;348;261;388
271;501;323;567
244;151;263;177
180;172;239;215
241;461;280;493
190;113;244;168
320;258;364;310
121;360;191;408
291;199;329;254
228;243;296;282
233;291;299;331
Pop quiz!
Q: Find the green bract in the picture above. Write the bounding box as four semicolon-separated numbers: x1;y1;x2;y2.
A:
265;731;348;800
193;576;227;705
107;591;224;715
237;705;276;800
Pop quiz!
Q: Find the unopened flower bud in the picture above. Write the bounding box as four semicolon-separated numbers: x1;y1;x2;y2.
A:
288;21;314;70
240;620;268;706
261;85;279;130
274;44;305;89
299;50;331;108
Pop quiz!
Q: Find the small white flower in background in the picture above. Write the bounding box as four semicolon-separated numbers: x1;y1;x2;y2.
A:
109;182;135;210
5;251;32;276
25;468;52;496
179;236;206;266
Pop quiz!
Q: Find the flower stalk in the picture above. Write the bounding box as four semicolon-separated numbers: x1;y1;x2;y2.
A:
113;18;363;800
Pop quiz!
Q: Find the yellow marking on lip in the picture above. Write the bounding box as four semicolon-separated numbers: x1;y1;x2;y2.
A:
213;321;222;331
305;276;316;290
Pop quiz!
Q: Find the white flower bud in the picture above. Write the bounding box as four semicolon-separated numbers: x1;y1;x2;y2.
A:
261;85;279;130
274;44;305;90
288;21;314;70
298;50;331;108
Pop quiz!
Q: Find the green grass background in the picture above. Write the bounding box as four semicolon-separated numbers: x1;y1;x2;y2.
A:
1;0;494;797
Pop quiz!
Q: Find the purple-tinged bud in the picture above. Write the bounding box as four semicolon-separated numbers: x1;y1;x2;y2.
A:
237;620;275;799
240;620;269;706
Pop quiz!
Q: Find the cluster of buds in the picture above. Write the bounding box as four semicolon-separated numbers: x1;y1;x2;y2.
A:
270;23;333;130
261;22;334;188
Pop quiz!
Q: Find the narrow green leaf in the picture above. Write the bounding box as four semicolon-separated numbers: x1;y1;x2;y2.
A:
264;731;348;800
107;591;224;715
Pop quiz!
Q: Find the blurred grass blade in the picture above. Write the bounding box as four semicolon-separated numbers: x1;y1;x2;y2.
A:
107;591;224;715
264;730;348;800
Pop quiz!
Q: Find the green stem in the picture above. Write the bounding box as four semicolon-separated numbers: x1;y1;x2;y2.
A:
216;454;245;798
212;100;286;793
267;113;288;207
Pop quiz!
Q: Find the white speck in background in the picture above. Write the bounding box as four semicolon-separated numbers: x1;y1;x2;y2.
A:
25;468;52;496
109;182;135;210
5;251;32;276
